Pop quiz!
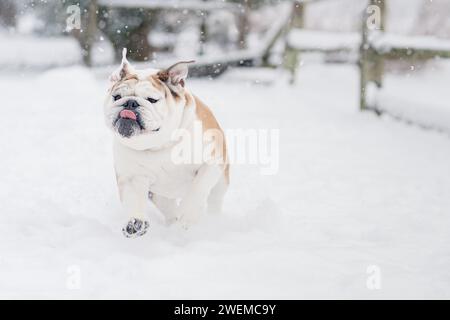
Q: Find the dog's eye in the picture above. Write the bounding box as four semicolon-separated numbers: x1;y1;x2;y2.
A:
113;94;121;101
147;97;159;104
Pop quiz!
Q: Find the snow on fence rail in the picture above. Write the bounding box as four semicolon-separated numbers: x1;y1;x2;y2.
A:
372;84;450;135
98;0;238;11
359;5;450;115
287;30;360;53
285;27;450;56
371;33;450;54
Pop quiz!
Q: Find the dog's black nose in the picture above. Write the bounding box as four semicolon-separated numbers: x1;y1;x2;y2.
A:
123;99;139;110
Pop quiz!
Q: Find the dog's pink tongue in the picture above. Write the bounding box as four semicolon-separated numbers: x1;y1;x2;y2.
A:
120;110;137;120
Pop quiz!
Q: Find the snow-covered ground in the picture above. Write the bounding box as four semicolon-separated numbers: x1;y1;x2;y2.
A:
1;62;450;299
375;61;450;134
0;32;81;70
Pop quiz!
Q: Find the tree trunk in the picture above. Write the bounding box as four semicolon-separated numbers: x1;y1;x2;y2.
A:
84;0;98;67
198;11;208;56
71;0;98;67
237;0;251;50
0;0;17;27
101;8;159;63
123;20;153;61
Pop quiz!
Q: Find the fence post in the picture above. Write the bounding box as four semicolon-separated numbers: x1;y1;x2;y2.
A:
359;22;367;111
292;0;305;28
284;0;305;84
359;0;385;111
372;0;385;89
284;43;299;84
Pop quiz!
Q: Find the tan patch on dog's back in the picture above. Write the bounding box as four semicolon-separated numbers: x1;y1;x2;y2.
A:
194;96;229;184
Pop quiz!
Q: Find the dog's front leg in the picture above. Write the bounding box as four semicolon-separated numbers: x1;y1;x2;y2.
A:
117;175;150;238
177;164;223;229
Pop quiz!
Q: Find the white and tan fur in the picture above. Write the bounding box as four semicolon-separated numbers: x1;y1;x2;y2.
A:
104;49;229;237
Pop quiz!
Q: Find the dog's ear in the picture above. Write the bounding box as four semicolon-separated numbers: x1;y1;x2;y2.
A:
109;48;135;83
158;60;195;88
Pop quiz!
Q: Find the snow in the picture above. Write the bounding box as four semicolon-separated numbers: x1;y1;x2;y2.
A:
374;62;450;133
98;0;238;11
287;30;360;52
370;33;450;53
1;61;450;299
287;30;450;55
0;31;117;70
0;32;81;70
305;0;425;34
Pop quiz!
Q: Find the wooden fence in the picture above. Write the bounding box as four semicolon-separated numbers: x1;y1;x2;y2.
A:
284;0;450;112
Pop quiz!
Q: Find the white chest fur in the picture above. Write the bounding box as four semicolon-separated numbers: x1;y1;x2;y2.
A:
113;139;202;199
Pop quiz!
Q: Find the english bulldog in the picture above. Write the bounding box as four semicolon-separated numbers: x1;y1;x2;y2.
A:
104;49;229;238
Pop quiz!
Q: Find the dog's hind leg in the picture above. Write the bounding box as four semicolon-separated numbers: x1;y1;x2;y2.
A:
207;173;228;214
176;164;223;229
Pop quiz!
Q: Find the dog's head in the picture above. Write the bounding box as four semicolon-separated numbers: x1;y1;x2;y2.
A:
104;49;194;149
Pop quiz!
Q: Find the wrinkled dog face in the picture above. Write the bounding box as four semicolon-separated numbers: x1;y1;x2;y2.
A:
104;49;193;142
108;74;164;138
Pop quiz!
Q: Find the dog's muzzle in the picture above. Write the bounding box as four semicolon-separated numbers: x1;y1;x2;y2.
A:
114;99;144;138
122;99;139;110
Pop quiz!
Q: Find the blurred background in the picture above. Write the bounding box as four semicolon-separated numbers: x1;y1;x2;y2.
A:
2;0;450;123
1;0;448;70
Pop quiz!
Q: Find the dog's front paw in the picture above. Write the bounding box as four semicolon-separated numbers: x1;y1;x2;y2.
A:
122;218;149;238
177;215;195;230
